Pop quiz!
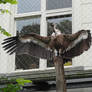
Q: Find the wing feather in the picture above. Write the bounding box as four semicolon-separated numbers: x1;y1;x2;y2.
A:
2;30;91;61
63;30;91;58
2;33;53;60
7;45;16;55
3;41;16;50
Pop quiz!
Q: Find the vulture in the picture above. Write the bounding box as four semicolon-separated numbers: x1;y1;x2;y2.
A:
50;23;72;63
2;28;92;63
51;23;61;36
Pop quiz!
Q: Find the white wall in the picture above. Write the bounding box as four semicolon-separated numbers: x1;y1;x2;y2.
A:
0;4;16;73
72;0;92;69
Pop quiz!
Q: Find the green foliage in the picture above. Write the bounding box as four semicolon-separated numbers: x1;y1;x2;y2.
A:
16;78;32;86
0;84;21;92
0;0;18;4
64;61;72;66
0;9;11;14
0;0;17;36
0;26;11;36
0;0;17;14
0;77;32;92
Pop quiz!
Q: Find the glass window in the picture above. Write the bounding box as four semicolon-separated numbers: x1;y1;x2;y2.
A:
16;17;40;70
17;0;41;13
47;16;72;67
16;17;40;34
47;15;72;35
16;55;39;69
46;0;72;10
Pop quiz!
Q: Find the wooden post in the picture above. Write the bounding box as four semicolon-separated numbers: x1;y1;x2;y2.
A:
54;56;67;92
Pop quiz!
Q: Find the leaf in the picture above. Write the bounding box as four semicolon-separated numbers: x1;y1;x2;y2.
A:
5;0;18;4
0;0;18;4
7;84;21;92
16;78;32;86
0;77;22;92
0;26;11;36
0;89;3;92
0;9;11;14
14;84;22;91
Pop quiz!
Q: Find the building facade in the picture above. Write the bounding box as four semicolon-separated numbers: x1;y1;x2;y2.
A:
0;0;92;74
72;0;92;69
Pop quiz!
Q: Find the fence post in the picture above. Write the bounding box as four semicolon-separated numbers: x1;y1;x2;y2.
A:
54;56;67;92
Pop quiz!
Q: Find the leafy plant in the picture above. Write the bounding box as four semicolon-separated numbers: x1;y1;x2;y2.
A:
16;78;32;86
0;0;18;4
0;0;18;36
64;61;72;66
0;9;11;14
0;84;21;92
0;77;32;92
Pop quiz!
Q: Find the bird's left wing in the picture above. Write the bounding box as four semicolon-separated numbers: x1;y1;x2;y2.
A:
63;30;91;59
2;33;54;60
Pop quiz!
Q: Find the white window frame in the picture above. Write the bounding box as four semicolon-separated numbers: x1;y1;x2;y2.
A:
14;0;72;72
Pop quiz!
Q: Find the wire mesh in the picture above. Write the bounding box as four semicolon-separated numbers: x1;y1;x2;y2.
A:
46;0;72;10
17;0;41;13
16;17;40;70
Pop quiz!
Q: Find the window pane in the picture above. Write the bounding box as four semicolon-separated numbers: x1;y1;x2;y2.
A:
47;16;72;35
16;17;40;70
47;16;72;67
46;0;72;10
17;0;41;13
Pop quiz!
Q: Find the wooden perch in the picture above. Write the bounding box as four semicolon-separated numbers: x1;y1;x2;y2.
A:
54;56;67;92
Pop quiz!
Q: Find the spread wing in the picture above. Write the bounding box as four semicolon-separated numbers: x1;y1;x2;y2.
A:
62;30;91;59
2;30;92;61
2;33;53;60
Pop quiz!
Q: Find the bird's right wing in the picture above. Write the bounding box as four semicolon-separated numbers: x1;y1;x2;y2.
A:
2;33;54;60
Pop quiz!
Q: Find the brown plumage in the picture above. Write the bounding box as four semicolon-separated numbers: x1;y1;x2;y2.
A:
2;30;92;63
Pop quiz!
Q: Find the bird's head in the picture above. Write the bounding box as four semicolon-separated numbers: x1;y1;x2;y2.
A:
50;23;54;28
50;23;58;32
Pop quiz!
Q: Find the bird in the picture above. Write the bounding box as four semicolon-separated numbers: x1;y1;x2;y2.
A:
50;23;61;37
50;23;72;63
2;29;92;63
